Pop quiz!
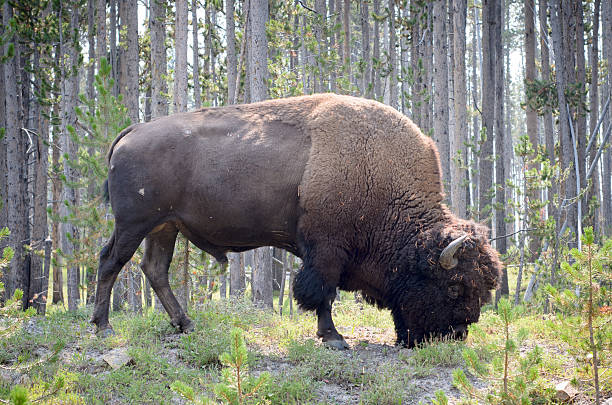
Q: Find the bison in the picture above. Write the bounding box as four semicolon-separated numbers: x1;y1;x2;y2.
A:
91;94;502;348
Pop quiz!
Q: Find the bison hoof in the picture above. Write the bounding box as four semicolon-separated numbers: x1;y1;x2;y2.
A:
96;327;116;338
324;339;350;350
180;321;194;334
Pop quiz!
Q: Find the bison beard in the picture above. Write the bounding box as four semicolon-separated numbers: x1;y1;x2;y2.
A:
91;94;502;349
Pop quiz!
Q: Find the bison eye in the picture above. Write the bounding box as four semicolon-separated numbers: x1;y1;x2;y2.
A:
447;284;462;299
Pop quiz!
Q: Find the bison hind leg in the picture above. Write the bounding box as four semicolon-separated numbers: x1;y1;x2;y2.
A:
140;223;193;333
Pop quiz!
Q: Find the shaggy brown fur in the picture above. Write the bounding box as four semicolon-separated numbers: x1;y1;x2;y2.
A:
91;94;502;348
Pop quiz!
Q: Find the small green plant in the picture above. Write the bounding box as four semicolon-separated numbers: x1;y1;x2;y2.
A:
545;227;611;404
430;390;448;405
453;298;543;404
173;328;269;405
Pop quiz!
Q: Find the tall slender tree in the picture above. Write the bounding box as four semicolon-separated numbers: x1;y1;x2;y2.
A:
479;0;495;225
3;1;26;301
192;0;201;108
452;0;467;217
602;0;612;234
62;2;81;312
433;0;450;193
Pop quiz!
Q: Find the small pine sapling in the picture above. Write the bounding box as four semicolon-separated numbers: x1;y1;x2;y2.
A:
0;227;36;338
453;298;543;404
171;328;269;405
545;227;611;404
214;328;269;405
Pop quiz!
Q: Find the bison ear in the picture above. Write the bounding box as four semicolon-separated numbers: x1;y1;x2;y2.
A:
439;234;468;270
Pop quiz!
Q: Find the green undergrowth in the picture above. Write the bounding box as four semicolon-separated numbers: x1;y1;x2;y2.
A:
0;295;606;404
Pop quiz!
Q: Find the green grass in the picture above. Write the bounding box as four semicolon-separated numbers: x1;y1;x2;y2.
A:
1;292;607;404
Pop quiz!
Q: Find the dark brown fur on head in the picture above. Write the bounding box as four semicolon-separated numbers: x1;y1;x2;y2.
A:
383;217;502;347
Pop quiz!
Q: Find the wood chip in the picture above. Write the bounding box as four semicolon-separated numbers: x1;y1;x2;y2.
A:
555;380;578;402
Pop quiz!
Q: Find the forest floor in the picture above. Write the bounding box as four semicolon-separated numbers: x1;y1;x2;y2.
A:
0;296;609;404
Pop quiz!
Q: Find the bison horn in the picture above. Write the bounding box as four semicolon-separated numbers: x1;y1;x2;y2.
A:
439;234;468;270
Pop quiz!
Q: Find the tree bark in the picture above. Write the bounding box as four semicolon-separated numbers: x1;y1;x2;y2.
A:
539;0;555;225
62;3;81;312
524;0;541;259
343;0;351;90
602;0;612;235
96;0;107;71
51;75;63;305
110;0;119;96
479;0;495;226
253;247;273;308
551;0;577;240
372;0;381;99
433;0;450;196
387;0;397;108
175;0;189;112
452;0;467;218
226;0;237;104
229;252;245;297
494;0;507;301
29;49;49;314
3;2;26;301
249;0;268;102
0;14;6;301
151;0;168;118
587;0;600;233
192;0;201;108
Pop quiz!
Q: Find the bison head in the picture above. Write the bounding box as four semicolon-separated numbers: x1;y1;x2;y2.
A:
388;220;502;347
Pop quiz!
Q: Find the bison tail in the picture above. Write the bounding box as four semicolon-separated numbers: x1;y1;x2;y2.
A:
103;179;110;204
106;124;137;164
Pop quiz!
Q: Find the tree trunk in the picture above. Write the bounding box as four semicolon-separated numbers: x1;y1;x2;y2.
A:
229;252;245;297
329;0;337;92
524;0;541;258
372;0;381;100
471;2;480;212
479;0;495;226
97;0;107;71
151;0;168;118
253;247;273;308
110;0;119;96
174;0;188;112
0;16;6;302
51;83;63;305
539;0;555;225
494;0;507;301
452;0;467;218
575;2;587;228
387;0;397;108
192;0;201;108
433;0;450;196
587;0;600;233
62;4;81;312
551;0;577;241
602;0;612;235
29;49;49;314
314;0;325;93
343;0;351;90
226;0;237;104
249;0;268;102
3;2;26;302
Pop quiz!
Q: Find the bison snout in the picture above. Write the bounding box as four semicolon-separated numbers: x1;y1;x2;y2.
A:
450;324;468;340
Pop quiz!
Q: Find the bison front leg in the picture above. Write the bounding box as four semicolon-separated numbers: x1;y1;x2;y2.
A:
293;258;349;350
140;224;193;333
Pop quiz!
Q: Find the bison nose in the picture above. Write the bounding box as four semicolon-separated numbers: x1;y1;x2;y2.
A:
451;324;468;339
